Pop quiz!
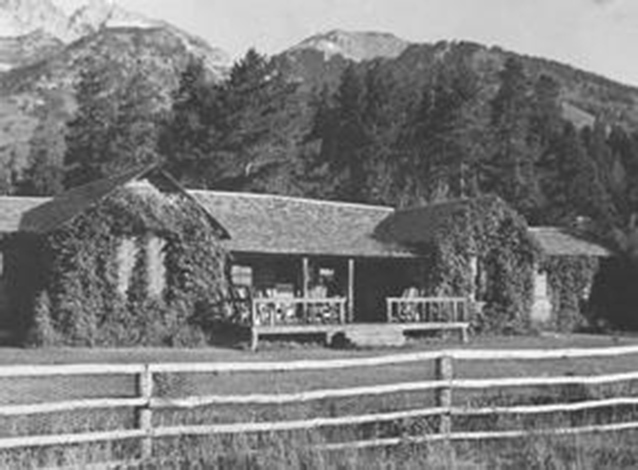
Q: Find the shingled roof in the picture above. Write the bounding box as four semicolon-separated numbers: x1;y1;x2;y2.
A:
14;165;229;236
0;181;614;260
190;191;415;258
529;227;614;257
18;166;153;233
373;197;474;247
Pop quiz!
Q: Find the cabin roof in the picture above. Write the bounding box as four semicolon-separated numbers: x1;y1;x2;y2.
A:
18;165;153;233
190;190;416;258
9;165;229;236
529;227;614;257
0;177;614;260
373;196;499;247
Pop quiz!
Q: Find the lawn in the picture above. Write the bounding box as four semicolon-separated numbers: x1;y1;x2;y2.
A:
1;333;638;405
1;333;638;469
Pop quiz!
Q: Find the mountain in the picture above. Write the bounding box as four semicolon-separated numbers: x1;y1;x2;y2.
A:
276;36;638;131
0;0;230;183
0;0;70;40
0;25;230;179
0;0;229;73
0;30;64;71
191;36;638;224
288;30;410;62
275;30;411;90
3;16;638;227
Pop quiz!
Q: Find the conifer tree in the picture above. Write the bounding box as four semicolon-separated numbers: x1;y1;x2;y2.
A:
486;58;542;218
159;58;225;187
19;114;66;196
64;61;116;188
64;59;162;188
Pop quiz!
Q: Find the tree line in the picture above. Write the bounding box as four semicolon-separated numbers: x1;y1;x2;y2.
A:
14;48;638;237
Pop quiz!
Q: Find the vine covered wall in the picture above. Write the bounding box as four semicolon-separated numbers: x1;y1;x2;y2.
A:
542;256;600;332
417;196;539;334
6;179;229;347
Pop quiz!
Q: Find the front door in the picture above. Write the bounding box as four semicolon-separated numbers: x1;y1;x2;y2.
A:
354;260;411;322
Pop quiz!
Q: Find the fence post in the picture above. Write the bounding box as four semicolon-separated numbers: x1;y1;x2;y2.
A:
138;364;154;460
435;354;454;465
435;355;454;436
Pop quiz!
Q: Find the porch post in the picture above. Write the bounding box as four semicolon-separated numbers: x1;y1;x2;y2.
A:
302;257;310;322
302;257;310;297
348;258;355;323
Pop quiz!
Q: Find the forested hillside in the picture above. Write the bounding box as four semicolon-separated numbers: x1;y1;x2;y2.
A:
6;34;638;238
154;42;638;234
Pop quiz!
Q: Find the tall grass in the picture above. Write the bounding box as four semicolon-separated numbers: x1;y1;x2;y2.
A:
1;417;638;469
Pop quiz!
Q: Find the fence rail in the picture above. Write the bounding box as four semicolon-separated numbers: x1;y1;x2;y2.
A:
3;344;638;465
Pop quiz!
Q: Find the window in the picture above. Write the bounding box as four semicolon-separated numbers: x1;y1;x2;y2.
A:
117;238;138;296
147;237;167;298
231;265;253;287
534;269;549;300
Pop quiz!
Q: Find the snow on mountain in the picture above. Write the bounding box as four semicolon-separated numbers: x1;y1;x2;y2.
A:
287;29;411;62
66;0;159;36
0;0;230;75
0;0;70;39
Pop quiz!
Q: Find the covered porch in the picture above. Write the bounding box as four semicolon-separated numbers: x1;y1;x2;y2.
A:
191;191;475;347
226;253;470;348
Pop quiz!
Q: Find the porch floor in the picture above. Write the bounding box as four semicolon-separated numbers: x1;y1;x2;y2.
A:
249;322;469;349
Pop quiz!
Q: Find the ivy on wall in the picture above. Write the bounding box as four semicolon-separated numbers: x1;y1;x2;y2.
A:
543;256;600;332
6;183;229;347
418;196;539;334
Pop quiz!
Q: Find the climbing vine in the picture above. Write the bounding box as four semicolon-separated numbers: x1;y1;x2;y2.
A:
543;256;599;332
418;196;539;334
6;183;229;347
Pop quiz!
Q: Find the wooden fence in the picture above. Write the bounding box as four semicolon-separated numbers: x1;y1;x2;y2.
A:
3;345;638;467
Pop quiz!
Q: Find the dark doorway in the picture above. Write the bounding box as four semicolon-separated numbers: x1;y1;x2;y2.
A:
354;260;415;322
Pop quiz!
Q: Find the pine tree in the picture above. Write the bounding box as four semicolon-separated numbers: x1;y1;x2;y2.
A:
531;74;563;145
545;123;615;226
64;60;162;188
486;58;542;218
362;64;401;205
64;61;116;188
310;64;370;201
19;114;66;196
396;61;486;205
159;58;226;187
220;48;299;191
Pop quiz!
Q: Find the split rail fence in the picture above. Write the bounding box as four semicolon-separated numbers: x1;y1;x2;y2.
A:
3;345;638;467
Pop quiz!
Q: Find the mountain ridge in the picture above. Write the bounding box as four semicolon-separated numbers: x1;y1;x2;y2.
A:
2;5;638;210
0;0;230;72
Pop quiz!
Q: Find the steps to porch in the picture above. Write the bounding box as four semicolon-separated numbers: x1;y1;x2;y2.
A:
249;321;469;350
341;324;406;348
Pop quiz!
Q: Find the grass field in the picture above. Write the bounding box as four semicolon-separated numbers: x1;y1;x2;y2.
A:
1;333;637;405
1;333;638;469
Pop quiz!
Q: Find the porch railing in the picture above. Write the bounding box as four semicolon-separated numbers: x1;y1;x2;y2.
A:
251;297;348;327
386;297;469;324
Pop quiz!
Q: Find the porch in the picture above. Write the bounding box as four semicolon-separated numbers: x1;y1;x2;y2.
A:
225;254;470;349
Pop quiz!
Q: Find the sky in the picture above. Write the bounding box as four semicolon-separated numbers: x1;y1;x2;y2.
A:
52;0;638;87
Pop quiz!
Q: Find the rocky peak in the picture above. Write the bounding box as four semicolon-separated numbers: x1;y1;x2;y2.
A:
0;0;230;75
0;0;69;39
288;29;411;62
67;0;158;38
